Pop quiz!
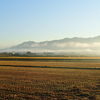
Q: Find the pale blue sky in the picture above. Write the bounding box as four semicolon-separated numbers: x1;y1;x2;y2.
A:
0;0;100;48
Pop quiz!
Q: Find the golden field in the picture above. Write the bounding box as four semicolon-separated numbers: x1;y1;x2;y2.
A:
0;57;100;100
1;56;100;60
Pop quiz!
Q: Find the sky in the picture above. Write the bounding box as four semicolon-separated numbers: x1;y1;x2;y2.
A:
0;0;100;48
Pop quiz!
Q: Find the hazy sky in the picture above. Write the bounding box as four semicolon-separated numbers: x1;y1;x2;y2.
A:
0;0;100;48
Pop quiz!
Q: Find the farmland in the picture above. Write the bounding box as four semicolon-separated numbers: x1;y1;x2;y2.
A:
0;57;100;100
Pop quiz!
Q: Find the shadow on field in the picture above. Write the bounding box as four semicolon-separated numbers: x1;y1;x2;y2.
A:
0;65;100;70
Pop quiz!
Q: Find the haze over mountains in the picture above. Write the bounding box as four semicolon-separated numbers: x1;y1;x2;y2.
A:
1;36;100;54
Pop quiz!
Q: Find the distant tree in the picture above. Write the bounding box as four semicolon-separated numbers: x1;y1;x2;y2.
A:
13;53;20;56
26;51;32;55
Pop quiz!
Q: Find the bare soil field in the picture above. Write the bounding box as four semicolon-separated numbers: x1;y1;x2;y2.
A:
0;57;100;100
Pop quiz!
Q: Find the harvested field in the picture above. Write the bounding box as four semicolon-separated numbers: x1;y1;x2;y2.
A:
0;61;100;69
0;57;100;100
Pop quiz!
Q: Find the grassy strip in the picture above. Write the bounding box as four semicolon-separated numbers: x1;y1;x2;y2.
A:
1;57;100;62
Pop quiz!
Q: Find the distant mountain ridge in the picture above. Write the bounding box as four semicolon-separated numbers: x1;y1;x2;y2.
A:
1;36;100;53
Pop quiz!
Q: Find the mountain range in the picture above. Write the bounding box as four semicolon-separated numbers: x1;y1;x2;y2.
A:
1;36;100;54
